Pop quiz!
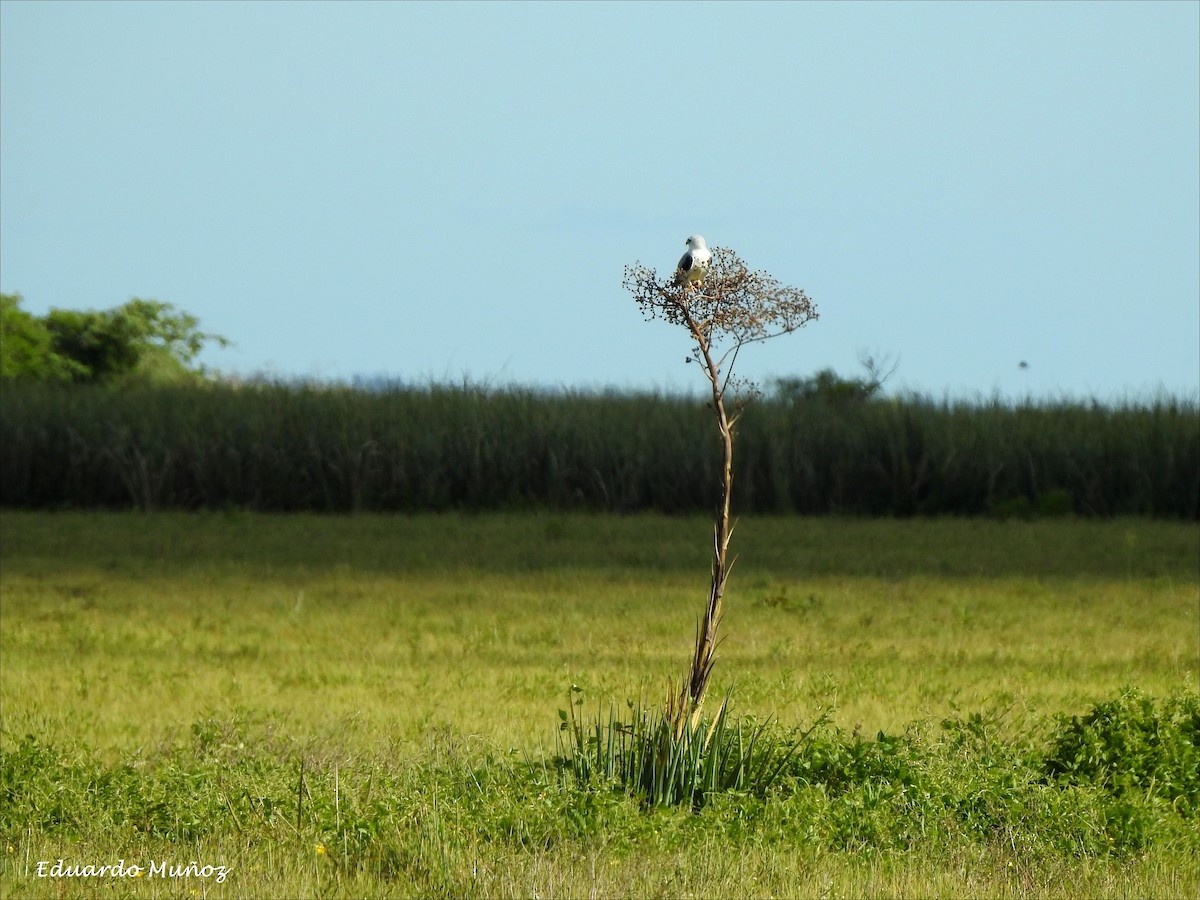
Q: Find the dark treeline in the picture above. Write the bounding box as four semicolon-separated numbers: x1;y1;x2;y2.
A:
1;381;1196;518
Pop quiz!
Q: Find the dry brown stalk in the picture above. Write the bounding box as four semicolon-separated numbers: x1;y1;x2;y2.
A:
623;247;817;737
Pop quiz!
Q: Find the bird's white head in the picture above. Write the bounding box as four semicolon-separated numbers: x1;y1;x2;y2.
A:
685;235;707;249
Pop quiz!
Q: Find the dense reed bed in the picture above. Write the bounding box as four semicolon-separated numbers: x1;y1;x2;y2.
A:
1;380;1195;516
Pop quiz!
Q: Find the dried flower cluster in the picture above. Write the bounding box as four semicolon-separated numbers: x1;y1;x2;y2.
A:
623;247;817;398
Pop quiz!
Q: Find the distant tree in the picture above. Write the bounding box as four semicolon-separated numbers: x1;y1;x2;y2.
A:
0;294;86;381
0;295;227;384
773;351;898;405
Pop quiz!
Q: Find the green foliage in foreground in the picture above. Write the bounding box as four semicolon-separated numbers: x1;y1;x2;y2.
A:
2;379;1197;516
2;690;1197;897
1044;690;1200;817
557;688;825;809
2;512;1196;897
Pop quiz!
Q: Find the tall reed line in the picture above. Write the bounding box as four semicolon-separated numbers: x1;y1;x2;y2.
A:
1;381;1195;517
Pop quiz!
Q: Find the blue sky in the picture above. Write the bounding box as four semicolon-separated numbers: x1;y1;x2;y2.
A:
2;1;1197;400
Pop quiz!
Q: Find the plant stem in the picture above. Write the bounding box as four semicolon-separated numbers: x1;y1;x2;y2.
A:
671;305;738;735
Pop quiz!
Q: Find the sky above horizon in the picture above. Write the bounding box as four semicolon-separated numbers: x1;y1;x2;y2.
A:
2;1;1197;400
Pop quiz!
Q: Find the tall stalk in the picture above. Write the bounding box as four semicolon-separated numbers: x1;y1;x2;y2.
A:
624;247;818;735
667;306;737;734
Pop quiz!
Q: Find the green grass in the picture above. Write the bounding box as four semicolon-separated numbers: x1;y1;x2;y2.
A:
1;512;1197;898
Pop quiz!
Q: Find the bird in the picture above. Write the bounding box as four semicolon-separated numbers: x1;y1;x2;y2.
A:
673;235;712;288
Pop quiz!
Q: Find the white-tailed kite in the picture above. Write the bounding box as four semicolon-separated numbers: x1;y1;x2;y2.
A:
673;235;712;288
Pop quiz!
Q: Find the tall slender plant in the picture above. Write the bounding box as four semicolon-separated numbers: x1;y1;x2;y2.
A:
623;247;817;736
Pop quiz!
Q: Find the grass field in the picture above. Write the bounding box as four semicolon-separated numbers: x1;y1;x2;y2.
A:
1;512;1197;898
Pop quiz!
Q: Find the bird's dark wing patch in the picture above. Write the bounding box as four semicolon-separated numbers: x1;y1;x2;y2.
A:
677;252;693;272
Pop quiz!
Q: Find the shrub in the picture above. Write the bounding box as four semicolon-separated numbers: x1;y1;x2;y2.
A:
1044;688;1200;817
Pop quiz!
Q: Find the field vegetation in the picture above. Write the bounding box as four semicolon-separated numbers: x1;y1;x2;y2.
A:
1;380;1196;517
1;512;1197;898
